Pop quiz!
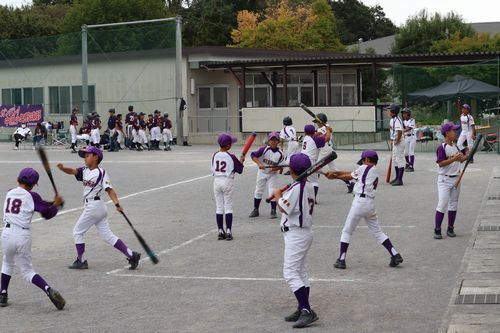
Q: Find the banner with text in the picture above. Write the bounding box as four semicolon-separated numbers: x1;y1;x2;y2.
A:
0;105;44;127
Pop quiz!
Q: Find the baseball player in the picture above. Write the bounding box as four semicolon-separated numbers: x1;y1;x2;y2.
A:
434;122;468;239
272;153;318;329
89;112;101;148
114;114;124;151
301;124;325;203
69;107;79;153
457;104;476;160
249;132;286;219
149;110;162;150
125;105;136;149
137;112;149;150
388;104;405;186
326;150;403;269
211;133;245;241
162;113;173;151
57;146;141;270
1;168;65;309
280;116;300;159
107;108;117;152
315;113;354;193
402;108;416;172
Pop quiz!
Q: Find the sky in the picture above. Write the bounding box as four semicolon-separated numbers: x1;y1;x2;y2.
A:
0;0;499;27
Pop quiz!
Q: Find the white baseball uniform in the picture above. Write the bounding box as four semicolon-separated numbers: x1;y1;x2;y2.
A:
73;167;120;250
211;151;244;214
340;165;389;245
279;180;315;292
390;116;405;168
301;135;325;187
316;125;337;171
2;187;58;283
435;143;462;213
251;146;286;200
457;114;475;151
280;126;300;158
90;118;101;145
403;118;416;157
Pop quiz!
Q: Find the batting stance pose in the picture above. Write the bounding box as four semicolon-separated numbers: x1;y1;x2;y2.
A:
388;104;405;186
326;150;403;269
273;153;318;329
57;146;141;270
1;168;65;309
434;122;468;239
211;133;245;241
402;107;416;172
249;132;285;219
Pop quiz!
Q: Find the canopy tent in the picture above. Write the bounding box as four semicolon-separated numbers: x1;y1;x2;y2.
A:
407;75;500;102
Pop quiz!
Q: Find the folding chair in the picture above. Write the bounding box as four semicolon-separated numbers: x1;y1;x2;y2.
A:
53;129;69;146
483;132;498;153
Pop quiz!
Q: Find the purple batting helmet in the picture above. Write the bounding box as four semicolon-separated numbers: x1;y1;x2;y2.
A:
304;124;315;134
440;122;460;136
218;133;237;147
78;146;103;163
289;153;311;175
357;150;379;165
18;167;39;185
267;131;280;141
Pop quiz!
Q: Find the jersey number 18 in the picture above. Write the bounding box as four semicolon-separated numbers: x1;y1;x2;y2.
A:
5;198;22;214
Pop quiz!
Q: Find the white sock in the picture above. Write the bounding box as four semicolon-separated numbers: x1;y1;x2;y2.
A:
340;253;346;260
219;228;224;233
227;228;231;234
391;248;398;256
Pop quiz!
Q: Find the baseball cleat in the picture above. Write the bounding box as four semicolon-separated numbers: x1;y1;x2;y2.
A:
218;231;226;240
389;253;404;267
270;209;277;219
434;228;443;239
249;208;259;218
68;259;88;269
391;179;403;186
47;288;65;310
346;182;354;194
447;227;456;237
389;178;397;184
226;233;233;241
407;166;414;172
334;259;346;269
0;293;8;307
284;309;301;322
293;309;318;328
128;251;141;270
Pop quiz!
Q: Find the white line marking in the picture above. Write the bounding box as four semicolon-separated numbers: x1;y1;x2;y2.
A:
0;160;209;164
106;229;217;275
110;273;361;283
32;174;212;223
315;225;416;229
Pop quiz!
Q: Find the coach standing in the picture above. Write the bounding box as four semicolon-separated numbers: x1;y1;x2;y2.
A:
388;104;404;186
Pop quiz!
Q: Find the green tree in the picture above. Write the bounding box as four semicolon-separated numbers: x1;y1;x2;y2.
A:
431;32;500;53
392;10;474;54
230;0;344;51
331;0;396;45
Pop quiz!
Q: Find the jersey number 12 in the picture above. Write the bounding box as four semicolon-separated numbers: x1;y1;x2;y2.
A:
215;160;227;172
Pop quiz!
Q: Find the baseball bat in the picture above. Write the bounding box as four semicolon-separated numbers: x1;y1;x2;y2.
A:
386;155;392;183
454;134;483;188
266;151;337;203
300;103;326;125
120;211;159;264
37;147;64;207
242;132;256;156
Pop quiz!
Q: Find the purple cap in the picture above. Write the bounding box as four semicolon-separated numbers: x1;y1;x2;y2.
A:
218;133;237;147
18;167;39;185
357;150;378;165
268;131;280;140
289;153;311;175
304;124;315;134
462;103;470;109
440;122;460;135
78;146;103;163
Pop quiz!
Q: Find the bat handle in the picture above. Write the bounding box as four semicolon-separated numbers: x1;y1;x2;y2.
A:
265;184;289;203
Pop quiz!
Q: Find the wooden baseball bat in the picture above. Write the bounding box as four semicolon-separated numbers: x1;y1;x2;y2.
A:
37;146;64;207
265;151;337;203
454;134;483;188
120;211;159;264
300;103;326;126
386;155;392;183
242;132;256;156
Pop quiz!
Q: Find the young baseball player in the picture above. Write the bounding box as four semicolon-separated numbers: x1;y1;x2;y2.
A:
280;116;300;159
137;112;149;151
125;105;136;149
89;112;101;148
272;153;318;329
301;124;325;203
402;107;416;172
114;113;124;151
151;110;162;150
326;150;403;269
315;113;354;193
1;168;66;309
162;113;173;151
249;132;286;219
211;133;245;241
388;104;405;186
57;146;141;270
107;108;117;152
434;122;468;239
69;107;79;153
457;104;476;161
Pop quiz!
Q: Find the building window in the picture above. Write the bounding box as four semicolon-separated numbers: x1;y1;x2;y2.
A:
318;73;357;106
1;87;44;105
245;74;271;107
48;85;95;114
